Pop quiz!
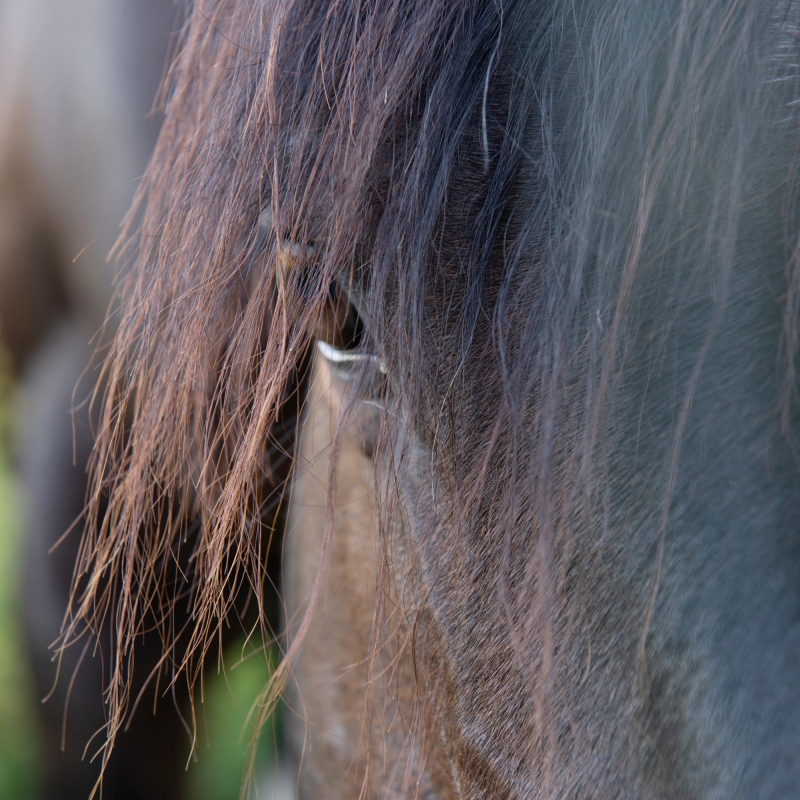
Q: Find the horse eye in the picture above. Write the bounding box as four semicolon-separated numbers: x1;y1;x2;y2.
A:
315;282;364;351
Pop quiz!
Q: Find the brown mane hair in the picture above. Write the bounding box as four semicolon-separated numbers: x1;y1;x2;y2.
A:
64;0;800;794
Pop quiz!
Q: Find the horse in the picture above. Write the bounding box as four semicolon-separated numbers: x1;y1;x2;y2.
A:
70;0;800;797
0;2;199;797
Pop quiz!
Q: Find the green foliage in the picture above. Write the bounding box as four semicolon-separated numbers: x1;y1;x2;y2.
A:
0;357;42;800
189;641;282;800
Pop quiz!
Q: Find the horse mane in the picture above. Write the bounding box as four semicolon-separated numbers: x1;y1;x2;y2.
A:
63;0;800;791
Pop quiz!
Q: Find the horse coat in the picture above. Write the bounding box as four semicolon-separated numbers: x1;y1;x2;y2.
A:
70;0;800;797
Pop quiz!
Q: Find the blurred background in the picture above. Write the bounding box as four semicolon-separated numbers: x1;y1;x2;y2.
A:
0;369;280;800
0;348;40;798
0;1;284;797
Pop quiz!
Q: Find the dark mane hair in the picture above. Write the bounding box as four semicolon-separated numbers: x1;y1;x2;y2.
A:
65;0;800;792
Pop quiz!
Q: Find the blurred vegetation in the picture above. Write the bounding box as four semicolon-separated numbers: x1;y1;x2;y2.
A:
0;347;280;800
189;643;283;800
0;347;41;799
